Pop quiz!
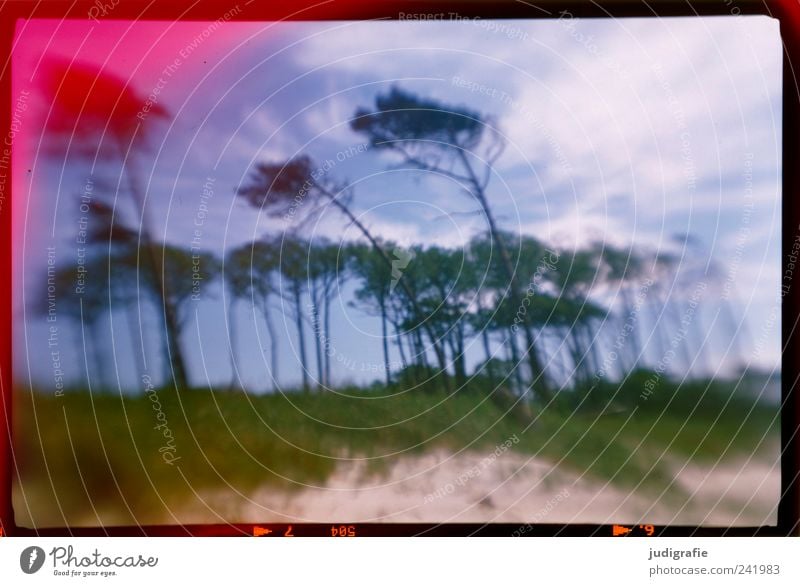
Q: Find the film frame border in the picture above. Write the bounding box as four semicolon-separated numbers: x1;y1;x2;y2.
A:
0;0;796;537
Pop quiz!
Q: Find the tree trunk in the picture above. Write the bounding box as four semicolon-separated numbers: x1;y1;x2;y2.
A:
452;327;467;388
666;299;693;373
415;329;429;369
481;328;495;384
582;323;600;382
227;298;239;391
507;328;523;396
380;300;391;386
72;320;86;388
394;324;409;373
476;297;495;384
425;325;450;387
566;329;585;390
311;283;324;389
294;286;310;393
324;292;332;386
620;287;640;371
648;290;671;367
261;296;279;390
125;303;144;378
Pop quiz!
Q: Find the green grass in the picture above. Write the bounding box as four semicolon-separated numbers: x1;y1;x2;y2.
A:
13;376;779;526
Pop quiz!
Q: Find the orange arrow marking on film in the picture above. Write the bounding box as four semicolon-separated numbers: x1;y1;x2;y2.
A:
253;526;272;537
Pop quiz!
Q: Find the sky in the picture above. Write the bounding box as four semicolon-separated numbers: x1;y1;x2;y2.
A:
12;15;782;391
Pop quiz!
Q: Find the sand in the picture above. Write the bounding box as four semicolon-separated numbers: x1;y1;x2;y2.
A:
177;449;780;527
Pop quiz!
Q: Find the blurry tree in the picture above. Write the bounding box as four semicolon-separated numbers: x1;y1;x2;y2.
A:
40;59;190;389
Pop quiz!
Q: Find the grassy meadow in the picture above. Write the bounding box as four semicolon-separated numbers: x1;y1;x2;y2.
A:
13;372;778;527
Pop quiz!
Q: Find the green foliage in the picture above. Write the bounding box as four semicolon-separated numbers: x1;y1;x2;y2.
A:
351;86;484;150
236;155;318;212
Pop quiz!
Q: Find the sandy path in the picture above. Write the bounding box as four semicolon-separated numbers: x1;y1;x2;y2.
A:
180;449;779;526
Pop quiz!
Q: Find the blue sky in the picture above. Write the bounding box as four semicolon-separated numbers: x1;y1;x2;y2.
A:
14;15;782;391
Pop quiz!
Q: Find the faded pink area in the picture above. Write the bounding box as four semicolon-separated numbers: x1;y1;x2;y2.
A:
11;17;266;299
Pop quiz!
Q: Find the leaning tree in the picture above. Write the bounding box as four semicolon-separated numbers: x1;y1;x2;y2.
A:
350;87;551;400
